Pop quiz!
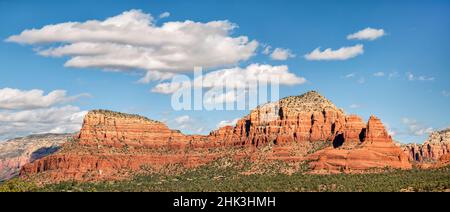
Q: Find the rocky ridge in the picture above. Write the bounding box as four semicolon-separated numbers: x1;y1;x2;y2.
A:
20;91;413;183
0;133;72;181
210;91;354;146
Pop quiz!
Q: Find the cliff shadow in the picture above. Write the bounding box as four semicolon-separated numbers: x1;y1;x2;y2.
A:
30;146;61;161
245;120;251;137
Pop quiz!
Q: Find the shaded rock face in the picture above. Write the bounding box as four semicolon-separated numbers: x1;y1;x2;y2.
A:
20;91;412;182
402;128;450;164
307;116;412;172
0;134;72;181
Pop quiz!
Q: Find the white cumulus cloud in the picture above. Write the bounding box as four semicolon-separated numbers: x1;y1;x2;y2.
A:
270;48;296;61
347;27;386;41
304;44;364;61
0;106;87;141
0;88;89;141
6;9;259;81
152;64;305;107
0;88;89;110
152;64;306;95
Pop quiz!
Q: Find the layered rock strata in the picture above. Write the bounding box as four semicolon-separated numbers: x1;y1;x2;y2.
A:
307;116;412;172
20;91;413;182
209;91;363;146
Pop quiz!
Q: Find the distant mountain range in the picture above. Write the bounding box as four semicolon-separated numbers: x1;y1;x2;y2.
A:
0;133;73;181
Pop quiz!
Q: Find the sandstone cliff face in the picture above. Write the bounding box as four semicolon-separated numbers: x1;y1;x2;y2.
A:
20;110;223;182
402;128;450;166
20;153;224;182
436;153;450;168
209;91;365;146
0;134;72;181
75;110;213;149
307;116;412;173
20;91;413;182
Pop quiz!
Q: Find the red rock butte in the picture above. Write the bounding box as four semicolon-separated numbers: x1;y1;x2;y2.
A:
307;116;412;173
21;91;413;182
402;128;450;168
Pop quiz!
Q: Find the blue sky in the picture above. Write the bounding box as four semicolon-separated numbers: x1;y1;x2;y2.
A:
0;0;449;143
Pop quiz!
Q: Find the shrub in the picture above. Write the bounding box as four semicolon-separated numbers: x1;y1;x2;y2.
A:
0;178;37;192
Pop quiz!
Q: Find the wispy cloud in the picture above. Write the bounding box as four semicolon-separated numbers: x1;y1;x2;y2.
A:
172;115;205;134
357;77;366;84
344;73;356;78
137;71;176;84
349;104;361;109
343;73;365;84
304;44;364;61
261;45;296;61
262;45;272;55
406;72;435;81
158;12;170;19
175;115;190;125
373;72;385;77
384;122;397;137
347;27;386;41
388;72;399;80
401;118;434;137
